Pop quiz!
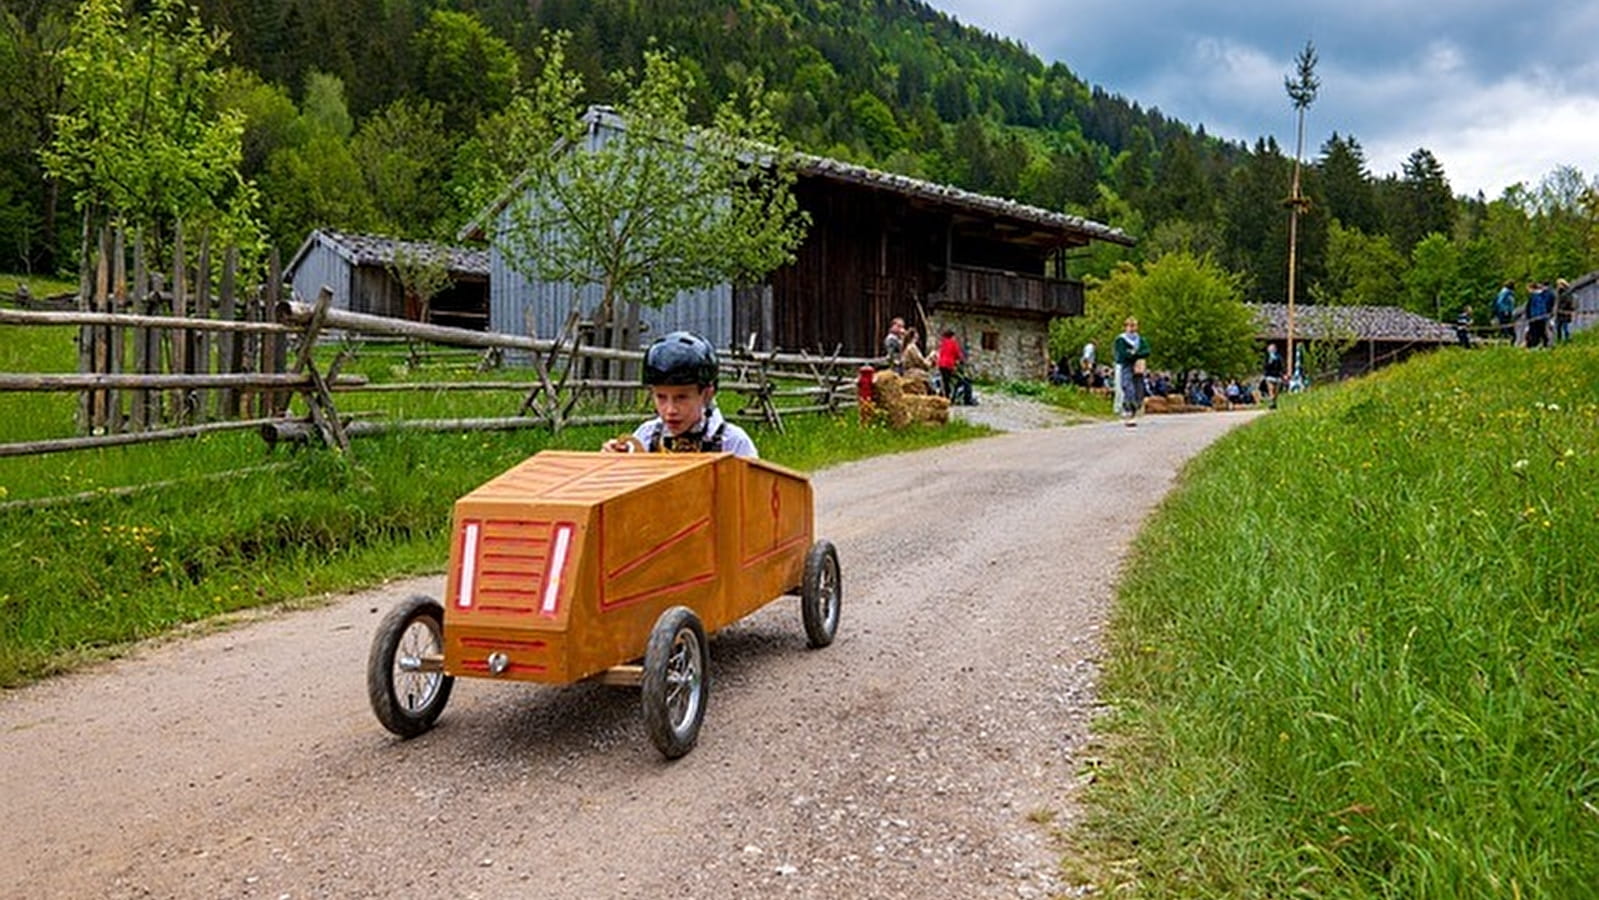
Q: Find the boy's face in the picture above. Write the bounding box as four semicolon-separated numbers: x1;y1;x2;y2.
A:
651;384;714;435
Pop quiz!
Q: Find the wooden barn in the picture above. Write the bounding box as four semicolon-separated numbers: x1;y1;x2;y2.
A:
463;107;1133;380
1250;303;1458;379
285;229;490;330
1566;270;1599;334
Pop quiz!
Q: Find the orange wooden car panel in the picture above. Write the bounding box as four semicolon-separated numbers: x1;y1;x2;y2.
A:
442;451;813;684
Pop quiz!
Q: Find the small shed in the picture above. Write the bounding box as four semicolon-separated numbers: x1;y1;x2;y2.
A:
285;229;491;330
1566;270;1599;334
463;107;1133;380
1251;302;1457;378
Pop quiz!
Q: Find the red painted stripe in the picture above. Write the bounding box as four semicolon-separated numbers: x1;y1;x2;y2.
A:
459;636;547;650
459;661;548;675
605;517;711;581
741;532;808;568
600;572;717;612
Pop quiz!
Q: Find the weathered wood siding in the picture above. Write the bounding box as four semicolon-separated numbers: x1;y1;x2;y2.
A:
766;179;941;356
941;265;1084;318
488;241;732;348
486;116;735;349
288;241;351;309
287;238;401;317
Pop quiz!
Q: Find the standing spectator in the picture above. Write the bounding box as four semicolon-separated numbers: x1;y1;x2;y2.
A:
1455;304;1474;348
1526;281;1554;348
1493;280;1517;340
935;328;964;399
1112;316;1150;426
1262;342;1286;409
883;317;915;374
1555;278;1575;343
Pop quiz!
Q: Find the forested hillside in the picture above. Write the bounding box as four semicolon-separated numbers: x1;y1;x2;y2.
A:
4;0;1595;317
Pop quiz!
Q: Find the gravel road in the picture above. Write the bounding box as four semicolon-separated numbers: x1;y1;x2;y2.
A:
0;409;1258;899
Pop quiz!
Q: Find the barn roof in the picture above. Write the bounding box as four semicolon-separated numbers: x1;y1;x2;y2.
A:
791;154;1133;247
1250;303;1457;344
1569;269;1599;292
459;106;1133;248
287;229;490;278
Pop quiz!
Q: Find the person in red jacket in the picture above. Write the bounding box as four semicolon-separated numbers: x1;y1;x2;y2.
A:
935;328;964;399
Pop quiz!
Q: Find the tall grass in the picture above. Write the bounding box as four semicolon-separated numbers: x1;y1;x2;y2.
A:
1086;334;1599;897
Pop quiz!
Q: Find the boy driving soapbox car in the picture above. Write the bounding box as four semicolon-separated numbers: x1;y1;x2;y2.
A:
365;448;842;759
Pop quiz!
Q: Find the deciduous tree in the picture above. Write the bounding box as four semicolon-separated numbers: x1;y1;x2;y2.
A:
484;35;809;336
40;0;261;255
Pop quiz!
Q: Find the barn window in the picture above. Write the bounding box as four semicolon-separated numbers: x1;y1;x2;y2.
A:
981;331;999;351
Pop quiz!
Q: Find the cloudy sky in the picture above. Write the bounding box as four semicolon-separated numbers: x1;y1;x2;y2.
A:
924;0;1599;199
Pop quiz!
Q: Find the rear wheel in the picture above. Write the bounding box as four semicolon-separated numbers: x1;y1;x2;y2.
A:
641;606;708;759
367;594;454;738
800;540;841;648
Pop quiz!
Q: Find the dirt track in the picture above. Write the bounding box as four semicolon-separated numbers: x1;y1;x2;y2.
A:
1;410;1258;899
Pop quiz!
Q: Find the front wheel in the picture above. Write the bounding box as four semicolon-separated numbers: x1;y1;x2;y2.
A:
801;540;842;648
367;594;454;738
641;606;708;759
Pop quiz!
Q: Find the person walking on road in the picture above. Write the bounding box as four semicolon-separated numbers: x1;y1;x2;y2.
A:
1262;342;1286;408
1113;316;1151;427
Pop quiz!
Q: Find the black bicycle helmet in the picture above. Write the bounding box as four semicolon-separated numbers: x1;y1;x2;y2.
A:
643;331;719;387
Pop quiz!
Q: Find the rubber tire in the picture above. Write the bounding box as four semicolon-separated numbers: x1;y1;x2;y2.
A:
367;594;454;738
641;606;709;759
800;539;842;649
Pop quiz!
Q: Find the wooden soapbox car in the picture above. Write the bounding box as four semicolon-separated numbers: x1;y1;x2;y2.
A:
366;449;841;758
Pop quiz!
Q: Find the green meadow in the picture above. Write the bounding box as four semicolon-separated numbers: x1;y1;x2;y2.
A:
1083;333;1599;897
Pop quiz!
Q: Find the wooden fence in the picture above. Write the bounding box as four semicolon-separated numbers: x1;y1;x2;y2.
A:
2;271;877;459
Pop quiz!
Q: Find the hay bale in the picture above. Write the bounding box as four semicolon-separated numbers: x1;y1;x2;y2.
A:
903;393;950;425
872;369;906;406
901;371;932;395
869;368;948;427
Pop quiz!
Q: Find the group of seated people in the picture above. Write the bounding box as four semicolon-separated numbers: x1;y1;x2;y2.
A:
1049;358;1263;409
1185;375;1259;408
1049;357;1112;389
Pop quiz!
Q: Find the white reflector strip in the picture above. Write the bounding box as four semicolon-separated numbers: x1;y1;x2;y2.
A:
458;521;480;608
542;524;573;615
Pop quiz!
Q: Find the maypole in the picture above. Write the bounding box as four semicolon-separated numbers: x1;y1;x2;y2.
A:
1284;41;1319;381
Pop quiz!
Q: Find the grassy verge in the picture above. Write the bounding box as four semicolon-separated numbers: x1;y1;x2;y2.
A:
1079;334;1599;897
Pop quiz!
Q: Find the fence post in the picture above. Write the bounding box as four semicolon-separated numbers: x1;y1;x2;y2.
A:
170;224;189;423
109;226;126;433
131;229;151;430
219;247;240;418
287;286;348;451
90;226;111;434
194;237;212;420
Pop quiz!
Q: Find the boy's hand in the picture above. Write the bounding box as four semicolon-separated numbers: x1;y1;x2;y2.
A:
602;435;645;454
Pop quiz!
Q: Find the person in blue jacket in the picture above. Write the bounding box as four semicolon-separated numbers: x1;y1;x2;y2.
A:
1525;282;1554;348
1493;280;1517;340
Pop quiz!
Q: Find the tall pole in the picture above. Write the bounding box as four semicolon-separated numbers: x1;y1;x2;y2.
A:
1287;139;1303;377
1284;41;1319;384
